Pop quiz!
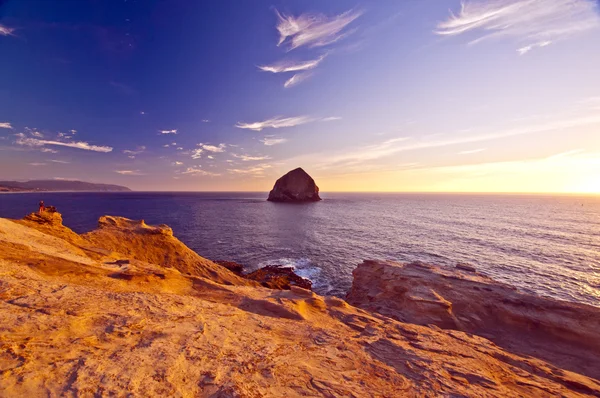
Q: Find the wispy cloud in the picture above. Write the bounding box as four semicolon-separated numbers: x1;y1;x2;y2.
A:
0;24;15;36
259;55;326;73
228;164;272;176
159;129;177;135
115;170;144;175
260;136;287;146
29;162;47;166
322;116;342;122
181;166;220;176
316;137;410;167
517;40;552;55
123;146;146;159
436;0;600;52
191;148;203;159
200;143;226;153
235;115;314;131
16;136;113;152
0;122;12;129
275;9;363;50
41;148;58;154
285;110;600;173
232;154;272;161
284;72;312;88
458;148;487;155
545;149;584;160
50;159;70;164
123;146;146;158
172;161;183;166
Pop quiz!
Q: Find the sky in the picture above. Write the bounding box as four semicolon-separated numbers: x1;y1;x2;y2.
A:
0;0;599;193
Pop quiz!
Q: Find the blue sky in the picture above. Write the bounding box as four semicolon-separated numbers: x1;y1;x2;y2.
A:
1;0;599;192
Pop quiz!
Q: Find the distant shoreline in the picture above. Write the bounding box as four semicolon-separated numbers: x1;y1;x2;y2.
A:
1;190;597;197
0;190;135;194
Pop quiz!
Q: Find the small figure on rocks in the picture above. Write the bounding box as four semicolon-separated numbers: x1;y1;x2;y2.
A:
38;200;45;215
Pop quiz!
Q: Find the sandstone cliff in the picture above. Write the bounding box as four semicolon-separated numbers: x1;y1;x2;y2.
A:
267;167;321;202
1;217;599;396
347;260;600;382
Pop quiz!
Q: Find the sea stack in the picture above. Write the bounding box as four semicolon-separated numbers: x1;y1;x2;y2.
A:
267;167;321;202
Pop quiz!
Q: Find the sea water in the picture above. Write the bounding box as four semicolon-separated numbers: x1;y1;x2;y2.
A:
1;192;598;307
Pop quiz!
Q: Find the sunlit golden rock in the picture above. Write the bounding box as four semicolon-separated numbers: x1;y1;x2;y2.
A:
0;214;598;396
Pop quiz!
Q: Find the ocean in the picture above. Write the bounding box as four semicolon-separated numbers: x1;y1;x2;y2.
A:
1;192;598;307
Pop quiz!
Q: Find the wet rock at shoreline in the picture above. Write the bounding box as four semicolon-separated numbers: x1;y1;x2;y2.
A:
267;167;321;202
245;265;313;290
214;260;244;275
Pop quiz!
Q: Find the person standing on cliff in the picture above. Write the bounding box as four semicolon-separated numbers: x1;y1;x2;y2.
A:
38;200;45;215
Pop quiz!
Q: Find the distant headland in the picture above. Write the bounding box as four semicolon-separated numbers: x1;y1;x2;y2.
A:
0;179;131;193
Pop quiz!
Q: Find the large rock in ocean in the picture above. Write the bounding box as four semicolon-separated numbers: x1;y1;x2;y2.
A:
267;167;321;202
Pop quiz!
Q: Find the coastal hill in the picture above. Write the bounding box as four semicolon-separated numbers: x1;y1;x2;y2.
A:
0;180;131;192
0;212;599;396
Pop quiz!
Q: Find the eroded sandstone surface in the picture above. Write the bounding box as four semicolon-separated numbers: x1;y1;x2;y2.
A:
347;260;600;382
1;214;599;397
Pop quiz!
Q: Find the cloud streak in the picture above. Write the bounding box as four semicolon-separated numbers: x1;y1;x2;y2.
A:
0;122;12;129
0;24;15;36
283;110;600;173
191;148;203;159
232;154;272;161
228;164;272;176
123;146;146;158
258;55;326;73
236;115;314;131
284;72;312;88
181;167;220;176
236;115;338;131
436;0;600;51
16;136;113;152
115;170;144;175
275;9;363;50
200;143;226;153
260;136;287;146
159;129;177;134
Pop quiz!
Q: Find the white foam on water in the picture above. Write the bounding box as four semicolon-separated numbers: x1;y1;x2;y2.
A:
258;257;323;285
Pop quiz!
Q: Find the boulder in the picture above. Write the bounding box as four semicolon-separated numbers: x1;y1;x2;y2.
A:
244;265;312;290
24;206;63;226
214;260;244;275
267;168;321;202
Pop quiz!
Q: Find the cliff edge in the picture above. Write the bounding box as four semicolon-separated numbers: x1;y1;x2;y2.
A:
346;260;600;381
1;217;599;396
